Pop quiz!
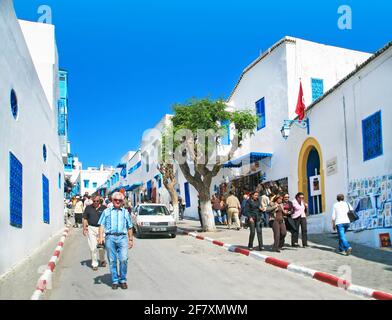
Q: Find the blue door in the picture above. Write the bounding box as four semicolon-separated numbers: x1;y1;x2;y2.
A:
306;148;322;215
147;180;152;200
184;182;191;208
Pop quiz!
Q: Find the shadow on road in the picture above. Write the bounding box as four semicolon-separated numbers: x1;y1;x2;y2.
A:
93;274;112;287
80;260;92;268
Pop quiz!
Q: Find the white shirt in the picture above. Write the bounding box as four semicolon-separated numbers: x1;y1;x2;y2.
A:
332;201;353;225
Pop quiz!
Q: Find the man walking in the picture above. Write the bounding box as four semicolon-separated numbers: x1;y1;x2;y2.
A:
83;196;107;271
73;196;84;228
332;194;353;255
98;192;134;290
226;191;241;230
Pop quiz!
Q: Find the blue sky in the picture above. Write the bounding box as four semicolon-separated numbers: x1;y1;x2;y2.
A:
14;0;391;167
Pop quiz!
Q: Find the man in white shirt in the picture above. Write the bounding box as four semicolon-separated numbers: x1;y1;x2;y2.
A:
332;194;353;255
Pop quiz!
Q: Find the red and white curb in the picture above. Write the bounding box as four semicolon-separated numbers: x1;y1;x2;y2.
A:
179;229;392;301
30;226;71;300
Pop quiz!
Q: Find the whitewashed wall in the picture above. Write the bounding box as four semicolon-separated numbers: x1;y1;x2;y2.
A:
288;44;392;246
0;0;64;276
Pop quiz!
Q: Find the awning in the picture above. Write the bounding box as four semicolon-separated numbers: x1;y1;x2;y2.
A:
223;152;273;168
125;182;142;192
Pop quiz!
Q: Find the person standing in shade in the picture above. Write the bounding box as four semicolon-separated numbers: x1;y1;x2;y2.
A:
83;196;107;271
283;194;296;235
291;192;308;248
245;192;264;251
211;194;223;224
259;191;270;227
226;191;241;230
220;195;228;225
73;196;84;228
98;192;133;290
178;197;185;220
240;192;250;229
332;194;353;256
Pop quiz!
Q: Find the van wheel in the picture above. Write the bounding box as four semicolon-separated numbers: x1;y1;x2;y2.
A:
170;233;177;239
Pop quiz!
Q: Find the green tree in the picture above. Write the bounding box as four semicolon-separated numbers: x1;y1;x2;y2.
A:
170;98;258;231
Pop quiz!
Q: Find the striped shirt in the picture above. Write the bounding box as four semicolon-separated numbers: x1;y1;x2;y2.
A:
98;207;133;234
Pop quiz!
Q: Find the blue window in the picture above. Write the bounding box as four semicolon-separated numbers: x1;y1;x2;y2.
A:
42;175;50;224
10;152;23;228
43;144;47;162
221;120;230;145
362;111;383;161
93;182;97;188
10;89;18;119
84;180;90;188
58;173;62;189
184;182;191;208
256;98;266;130
311;78;324;102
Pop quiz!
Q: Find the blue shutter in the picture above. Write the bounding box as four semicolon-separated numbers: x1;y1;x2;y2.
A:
10;152;23;228
58;173;62;189
311;78;324;102
221;120;230;145
43;175;50;224
184;182;191;208
256;98;266;130
362;111;383;161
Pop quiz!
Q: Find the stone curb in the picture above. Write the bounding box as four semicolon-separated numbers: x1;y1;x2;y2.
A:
30;226;71;300
178;228;392;300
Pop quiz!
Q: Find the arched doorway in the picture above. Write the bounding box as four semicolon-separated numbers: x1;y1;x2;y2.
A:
298;138;326;214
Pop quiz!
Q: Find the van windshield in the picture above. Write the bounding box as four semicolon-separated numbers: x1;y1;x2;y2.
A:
139;205;170;216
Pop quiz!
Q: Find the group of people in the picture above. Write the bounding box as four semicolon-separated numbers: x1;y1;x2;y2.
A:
210;189;354;255
65;192;134;290
210;191;306;249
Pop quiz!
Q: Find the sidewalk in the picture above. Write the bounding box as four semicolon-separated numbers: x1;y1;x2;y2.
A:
0;228;65;300
178;219;392;294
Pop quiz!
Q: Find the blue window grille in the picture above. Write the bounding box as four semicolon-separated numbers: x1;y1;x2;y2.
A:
42;175;50;224
256;98;266;130
221;120;230;145
10;89;18;119
10;152;23;228
184;182;191;208
362;110;383;161
84;180;90;188
58;173;62;189
93;182;98;188
43;144;47;162
311;78;324;102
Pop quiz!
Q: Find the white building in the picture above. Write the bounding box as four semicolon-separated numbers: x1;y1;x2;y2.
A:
178;36;372;219
287;41;392;247
78;165;114;196
0;0;64;276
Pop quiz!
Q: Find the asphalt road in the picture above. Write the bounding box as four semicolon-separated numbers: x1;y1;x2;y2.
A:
45;228;362;300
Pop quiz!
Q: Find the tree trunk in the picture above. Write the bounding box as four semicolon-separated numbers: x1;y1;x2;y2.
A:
168;189;179;222
199;191;216;232
172;202;179;222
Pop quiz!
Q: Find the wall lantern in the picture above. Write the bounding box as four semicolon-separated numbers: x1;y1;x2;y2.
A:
280;118;310;140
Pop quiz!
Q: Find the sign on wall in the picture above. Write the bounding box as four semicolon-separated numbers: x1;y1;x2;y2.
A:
309;175;322;196
326;157;338;176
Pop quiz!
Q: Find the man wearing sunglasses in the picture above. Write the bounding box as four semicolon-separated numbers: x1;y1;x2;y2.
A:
83;196;107;271
98;192;133;290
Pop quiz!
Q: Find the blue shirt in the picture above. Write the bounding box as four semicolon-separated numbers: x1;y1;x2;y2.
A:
98;207;133;234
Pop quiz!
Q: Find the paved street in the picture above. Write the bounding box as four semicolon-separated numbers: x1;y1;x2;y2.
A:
45;224;362;300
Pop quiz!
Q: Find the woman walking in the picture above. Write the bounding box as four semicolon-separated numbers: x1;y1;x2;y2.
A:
291;192;308;248
332;194;353;255
270;195;287;252
245;192;264;251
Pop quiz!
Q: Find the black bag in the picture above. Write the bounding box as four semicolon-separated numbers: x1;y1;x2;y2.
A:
347;202;359;222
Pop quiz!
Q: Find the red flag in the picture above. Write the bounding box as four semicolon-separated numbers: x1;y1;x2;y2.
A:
295;81;306;120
